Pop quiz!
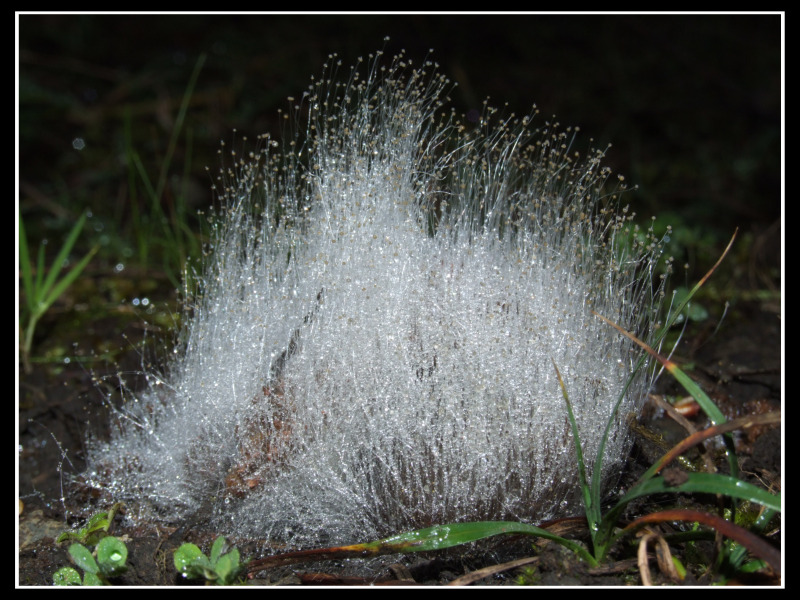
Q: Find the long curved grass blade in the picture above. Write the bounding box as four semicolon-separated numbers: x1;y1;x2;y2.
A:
247;521;597;575
623;508;780;576
35;241;46;303
590;357;645;557
592;310;738;480
597;471;781;558
619;472;780;513
552;360;598;535
592;312;725;425
595;231;738;426
154;53;206;204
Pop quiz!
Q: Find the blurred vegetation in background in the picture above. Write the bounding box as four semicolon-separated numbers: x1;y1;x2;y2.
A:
17;14;781;369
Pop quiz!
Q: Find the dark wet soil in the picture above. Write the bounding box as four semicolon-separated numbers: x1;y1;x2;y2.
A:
18;294;781;586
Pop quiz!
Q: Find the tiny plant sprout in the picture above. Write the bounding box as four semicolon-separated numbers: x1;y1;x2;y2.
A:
53;537;128;586
56;502;124;546
173;536;244;585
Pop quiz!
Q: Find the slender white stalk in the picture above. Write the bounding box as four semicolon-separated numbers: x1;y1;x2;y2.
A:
88;48;669;550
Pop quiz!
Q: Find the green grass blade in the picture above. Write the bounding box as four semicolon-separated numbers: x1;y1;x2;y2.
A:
35;241;46;302
123;109;147;266
621;508;781;576
639;351;738;480
154;53;206;204
23;313;40;366
40;245;98;317
246;521;598;575
551;360;598;538
18;214;35;314
589;360;648;560
131;150;158;202
753;507;779;532
592;233;741;557
38;211;89;305
662;361;726;425
619;472;780;513
363;521;593;561
593;310;738;480
598;471;780;552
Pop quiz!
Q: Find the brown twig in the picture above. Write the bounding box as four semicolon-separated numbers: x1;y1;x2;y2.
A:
447;556;541;586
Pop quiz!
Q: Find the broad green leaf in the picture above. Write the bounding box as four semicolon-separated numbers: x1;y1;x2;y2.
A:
68;543;99;575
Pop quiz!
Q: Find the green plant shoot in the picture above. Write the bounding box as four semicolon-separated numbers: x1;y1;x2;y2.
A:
53;536;128;586
56;502;124;546
174;536;245;586
19;210;98;372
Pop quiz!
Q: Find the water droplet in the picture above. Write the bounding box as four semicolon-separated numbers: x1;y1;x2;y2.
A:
86;46;667;553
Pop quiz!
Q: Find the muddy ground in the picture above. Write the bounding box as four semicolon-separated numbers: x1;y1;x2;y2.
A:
18;290;781;587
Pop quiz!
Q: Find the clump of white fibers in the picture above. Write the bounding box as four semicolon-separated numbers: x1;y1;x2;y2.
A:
87;48;669;550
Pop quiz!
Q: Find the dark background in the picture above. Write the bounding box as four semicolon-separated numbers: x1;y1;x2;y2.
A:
18;13;781;372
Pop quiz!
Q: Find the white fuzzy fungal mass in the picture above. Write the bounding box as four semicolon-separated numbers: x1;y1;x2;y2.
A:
87;48;668;550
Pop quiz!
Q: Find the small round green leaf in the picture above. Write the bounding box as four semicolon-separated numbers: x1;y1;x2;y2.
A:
174;542;217;579
97;536;128;577
68;543;99;575
52;567;82;586
174;542;202;571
